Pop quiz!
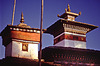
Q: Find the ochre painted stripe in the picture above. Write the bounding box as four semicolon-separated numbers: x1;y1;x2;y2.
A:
11;31;40;42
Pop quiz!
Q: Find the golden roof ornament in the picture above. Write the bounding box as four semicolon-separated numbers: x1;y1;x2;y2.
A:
20;12;24;23
17;12;31;28
57;14;60;17
65;8;67;13
79;11;81;15
67;4;71;12
57;4;81;19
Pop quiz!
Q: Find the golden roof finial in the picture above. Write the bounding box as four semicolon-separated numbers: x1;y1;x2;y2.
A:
20;12;24;23
18;12;31;28
65;8;67;13
67;4;71;12
57;14;60;17
79;11;81;15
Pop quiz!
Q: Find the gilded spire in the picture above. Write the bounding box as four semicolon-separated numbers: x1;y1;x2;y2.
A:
67;4;71;12
17;12;31;28
20;12;24;23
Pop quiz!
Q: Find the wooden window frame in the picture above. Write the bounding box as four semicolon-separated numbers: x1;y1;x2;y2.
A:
22;43;28;51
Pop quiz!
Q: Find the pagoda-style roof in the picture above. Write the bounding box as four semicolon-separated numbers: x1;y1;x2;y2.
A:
45;4;98;36
0;25;46;35
0;12;46;36
45;19;98;36
0;25;46;46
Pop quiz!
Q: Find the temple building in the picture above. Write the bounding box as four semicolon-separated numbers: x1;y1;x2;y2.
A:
0;3;100;66
42;4;100;66
0;12;55;66
0;12;41;59
45;4;98;49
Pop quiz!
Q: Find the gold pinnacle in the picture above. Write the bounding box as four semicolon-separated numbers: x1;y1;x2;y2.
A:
20;12;24;23
67;4;71;12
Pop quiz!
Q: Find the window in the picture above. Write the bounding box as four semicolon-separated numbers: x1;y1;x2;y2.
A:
22;43;28;51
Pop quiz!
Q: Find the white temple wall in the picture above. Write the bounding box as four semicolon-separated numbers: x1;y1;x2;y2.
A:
54;39;86;49
5;41;38;59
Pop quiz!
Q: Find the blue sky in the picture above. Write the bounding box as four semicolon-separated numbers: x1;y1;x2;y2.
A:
0;0;100;59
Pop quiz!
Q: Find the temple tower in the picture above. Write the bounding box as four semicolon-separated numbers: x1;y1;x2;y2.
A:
45;4;98;49
0;12;41;59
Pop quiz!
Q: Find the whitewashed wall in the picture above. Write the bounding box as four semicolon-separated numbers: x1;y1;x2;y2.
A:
54;39;86;49
5;41;38;59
